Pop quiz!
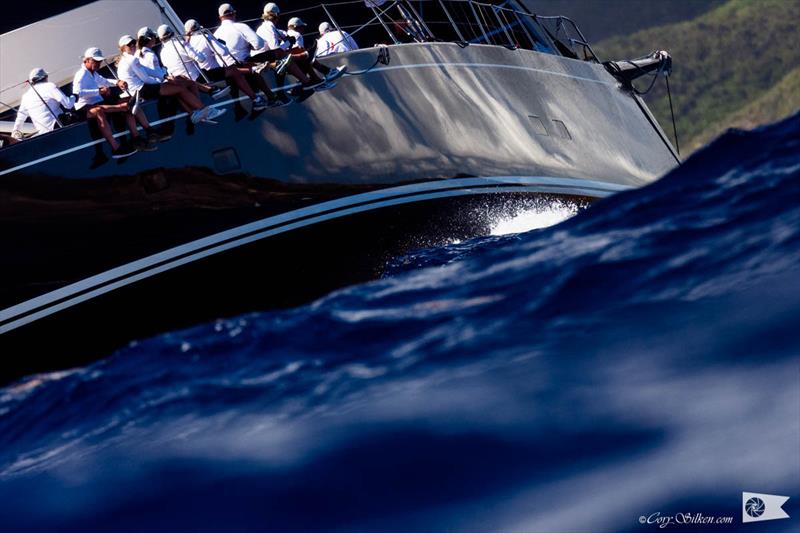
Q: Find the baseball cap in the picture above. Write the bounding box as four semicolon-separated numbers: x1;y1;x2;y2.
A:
185;19;201;34
118;34;136;48
28;67;47;83
263;3;279;16
218;3;235;17
157;24;174;40
288;17;306;28
83;47;105;61
319;22;332;34
137;26;156;40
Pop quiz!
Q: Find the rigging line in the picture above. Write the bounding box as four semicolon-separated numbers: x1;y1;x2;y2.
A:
27;81;64;129
666;74;680;157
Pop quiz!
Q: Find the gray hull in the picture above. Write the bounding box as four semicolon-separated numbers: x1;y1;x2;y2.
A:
1;42;677;184
0;41;678;380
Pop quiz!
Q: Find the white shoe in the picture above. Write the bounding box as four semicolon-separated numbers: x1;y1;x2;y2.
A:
275;55;293;75
252;96;268;111
191;107;211;124
325;65;348;83
207;107;227;121
210;86;232;100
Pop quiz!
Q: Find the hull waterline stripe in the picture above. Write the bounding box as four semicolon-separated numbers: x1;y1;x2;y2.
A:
0;61;614;177
0;176;630;333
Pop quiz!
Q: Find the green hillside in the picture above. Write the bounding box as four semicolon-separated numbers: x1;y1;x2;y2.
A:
689;65;800;151
525;0;724;42
595;0;800;153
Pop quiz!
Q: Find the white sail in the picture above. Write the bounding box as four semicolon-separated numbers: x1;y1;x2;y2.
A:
0;0;184;109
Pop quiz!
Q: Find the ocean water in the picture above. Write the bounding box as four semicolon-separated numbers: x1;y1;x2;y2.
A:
1;113;799;532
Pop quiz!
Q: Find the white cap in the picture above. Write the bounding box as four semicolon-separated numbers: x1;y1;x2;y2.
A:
28;67;47;83
218;3;235;17
83;47;105;61
118;34;136;48
263;3;279;16
137;26;156;40
288;17;305;28
185;19;201;34
157;24;174;40
319;22;332;34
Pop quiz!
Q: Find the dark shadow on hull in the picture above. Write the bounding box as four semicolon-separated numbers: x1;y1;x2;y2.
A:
1;192;589;383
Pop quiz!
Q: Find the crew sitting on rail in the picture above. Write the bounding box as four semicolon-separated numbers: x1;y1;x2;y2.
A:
11;68;75;141
213;2;311;101
316;22;359;57
156;24;232;102
184;18;275;110
137;27;203;99
213;3;267;64
136;27;167;77
256;3;321;86
73;47;157;158
285;16;348;86
118;35;224;125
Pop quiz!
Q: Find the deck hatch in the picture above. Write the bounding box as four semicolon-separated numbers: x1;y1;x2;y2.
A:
552;119;572;140
527;115;549;136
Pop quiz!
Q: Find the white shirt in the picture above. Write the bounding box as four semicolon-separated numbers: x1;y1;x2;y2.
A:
287;29;304;50
13;82;75;135
256;20;290;52
161;38;206;81
72;66;116;109
190;33;236;69
139;47;167;79
214;19;263;62
316;30;359;57
118;52;163;94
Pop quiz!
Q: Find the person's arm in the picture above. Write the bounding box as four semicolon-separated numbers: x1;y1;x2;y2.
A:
12;100;30;136
49;85;75;109
131;57;164;84
184;41;207;64
238;22;265;52
98;73;116;88
211;35;237;66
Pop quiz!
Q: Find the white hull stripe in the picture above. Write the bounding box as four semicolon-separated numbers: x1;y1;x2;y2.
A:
0;60;613;177
0;176;630;332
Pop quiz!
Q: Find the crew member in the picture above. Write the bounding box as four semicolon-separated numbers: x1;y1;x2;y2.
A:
256;3;320;85
213;2;311;102
185;18;273;109
73;47;147;158
213;4;266;64
157;24;231;101
118;35;224;125
286;16;348;85
316;21;359;57
11;68;75;140
286;17;307;50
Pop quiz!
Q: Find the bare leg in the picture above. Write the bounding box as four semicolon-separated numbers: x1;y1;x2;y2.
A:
287;63;310;84
134;108;150;130
159;82;203;111
227;67;256;100
87;107;120;151
243;70;276;99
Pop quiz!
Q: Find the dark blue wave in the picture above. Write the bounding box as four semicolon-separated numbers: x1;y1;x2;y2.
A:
1;113;799;531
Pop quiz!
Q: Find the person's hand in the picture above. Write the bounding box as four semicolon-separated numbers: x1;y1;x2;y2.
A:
11;129;24;141
117;80;128;90
99;86;110;97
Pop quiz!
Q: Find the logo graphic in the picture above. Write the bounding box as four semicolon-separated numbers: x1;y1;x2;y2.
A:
742;492;790;523
744;497;765;518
